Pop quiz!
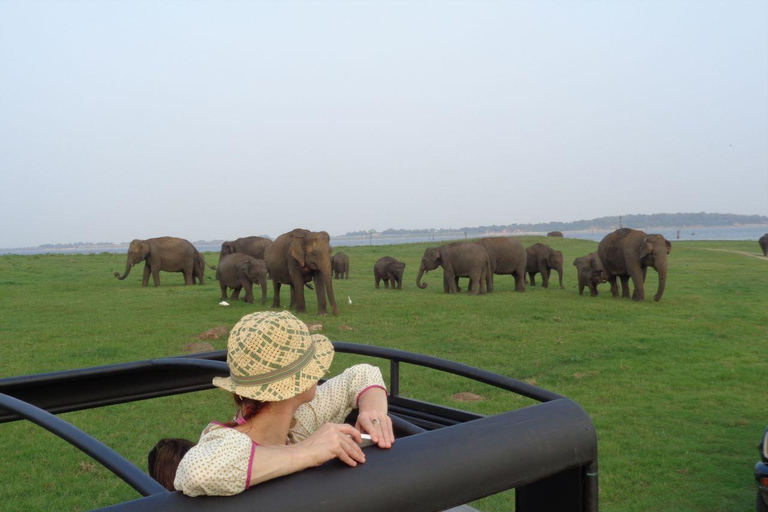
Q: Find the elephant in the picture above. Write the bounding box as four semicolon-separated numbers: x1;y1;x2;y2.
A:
597;228;671;302
264;229;338;316
547;231;564;237
573;252;608;296
474;237;527;292
218;236;273;267
760;234;768;256
331;252;350;279
374;257;405;289
113;237;198;287
525;243;564;289
216;253;268;304
192;250;217;285
416;242;491;295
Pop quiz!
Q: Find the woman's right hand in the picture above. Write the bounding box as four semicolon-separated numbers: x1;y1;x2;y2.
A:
295;423;366;468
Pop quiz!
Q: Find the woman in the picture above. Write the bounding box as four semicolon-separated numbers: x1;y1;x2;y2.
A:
174;310;394;496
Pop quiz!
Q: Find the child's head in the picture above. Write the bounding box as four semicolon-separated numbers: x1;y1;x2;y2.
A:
148;438;195;491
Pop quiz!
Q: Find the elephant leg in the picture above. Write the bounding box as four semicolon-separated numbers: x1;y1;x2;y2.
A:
375;277;381;289
455;276;461;293
607;276;619;298
541;267;550;288
271;281;282;308
558;270;564;289
151;266;161;287
397;277;402;290
641;266;648;283
629;267;645;301
589;283;599;297
513;271;525;292
240;276;254;304
142;264;151;287
528;272;536;286
231;287;241;301
619;275;631;298
578;280;585;295
220;282;228;301
260;281;267;305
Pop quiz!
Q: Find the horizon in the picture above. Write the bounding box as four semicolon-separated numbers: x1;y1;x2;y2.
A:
4;211;767;250
1;1;766;248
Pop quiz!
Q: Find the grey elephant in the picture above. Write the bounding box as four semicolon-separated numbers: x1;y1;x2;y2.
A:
598;228;671;302
547;231;564;237
331;252;350;279
374;257;405;289
573;252;608;296
760;234;768;256
113;237;198;287
416;242;491;295
264;229;338;316
192;250;217;285
216;253;268;304
525;243;564;289
474;237;527;292
218;237;273;267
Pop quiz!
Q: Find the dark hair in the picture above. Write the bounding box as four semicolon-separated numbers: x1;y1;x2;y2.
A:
148;438;195;491
222;395;269;428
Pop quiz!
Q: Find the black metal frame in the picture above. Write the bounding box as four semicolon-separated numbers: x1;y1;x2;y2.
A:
0;342;598;512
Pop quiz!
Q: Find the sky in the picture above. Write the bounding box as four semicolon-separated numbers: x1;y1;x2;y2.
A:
1;0;766;248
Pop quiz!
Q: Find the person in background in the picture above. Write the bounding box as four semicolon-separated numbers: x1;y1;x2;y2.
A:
174;310;394;497
148;438;195;491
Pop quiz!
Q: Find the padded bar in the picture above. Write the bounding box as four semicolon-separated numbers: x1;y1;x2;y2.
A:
98;398;597;512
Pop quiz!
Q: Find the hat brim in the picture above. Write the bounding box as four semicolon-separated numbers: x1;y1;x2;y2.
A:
212;334;334;402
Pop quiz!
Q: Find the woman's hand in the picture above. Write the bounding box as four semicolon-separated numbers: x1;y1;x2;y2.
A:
296;423;367;468
356;387;394;449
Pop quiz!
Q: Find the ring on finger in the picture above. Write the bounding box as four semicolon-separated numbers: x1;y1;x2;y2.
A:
371;419;381;426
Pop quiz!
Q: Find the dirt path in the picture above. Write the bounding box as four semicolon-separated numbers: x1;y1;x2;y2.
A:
701;248;768;261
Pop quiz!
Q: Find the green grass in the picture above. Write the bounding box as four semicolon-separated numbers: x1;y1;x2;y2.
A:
0;237;766;511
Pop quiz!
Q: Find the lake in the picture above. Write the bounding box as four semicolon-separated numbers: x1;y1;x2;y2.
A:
2;225;766;255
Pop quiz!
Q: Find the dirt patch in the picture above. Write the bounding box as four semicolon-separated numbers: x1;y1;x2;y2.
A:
305;322;324;332
198;326;229;340
701;248;768;261
452;392;484;402
184;342;215;353
338;325;354;331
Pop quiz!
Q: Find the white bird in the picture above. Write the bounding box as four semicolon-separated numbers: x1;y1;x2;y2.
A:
219;301;230;306
348;296;352;305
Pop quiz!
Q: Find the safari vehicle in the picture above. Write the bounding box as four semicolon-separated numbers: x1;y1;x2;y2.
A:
0;343;598;512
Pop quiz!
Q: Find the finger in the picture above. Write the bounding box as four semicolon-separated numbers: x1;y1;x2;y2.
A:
336;423;362;443
340;432;366;463
376;417;392;448
357;416;380;443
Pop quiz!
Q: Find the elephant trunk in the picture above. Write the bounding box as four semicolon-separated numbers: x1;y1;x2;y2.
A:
114;259;133;280
416;262;428;289
324;271;338;316
653;260;667;302
557;262;564;289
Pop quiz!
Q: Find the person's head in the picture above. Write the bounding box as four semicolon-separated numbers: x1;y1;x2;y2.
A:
148;438;195;491
213;311;334;412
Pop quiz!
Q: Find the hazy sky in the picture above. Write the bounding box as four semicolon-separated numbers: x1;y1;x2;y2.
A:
1;0;766;247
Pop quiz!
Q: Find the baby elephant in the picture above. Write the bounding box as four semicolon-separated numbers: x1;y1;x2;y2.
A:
331;252;350;279
374;256;406;289
573;252;608;296
216;253;268;304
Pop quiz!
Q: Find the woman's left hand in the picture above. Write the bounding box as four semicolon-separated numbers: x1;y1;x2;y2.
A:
355;388;394;449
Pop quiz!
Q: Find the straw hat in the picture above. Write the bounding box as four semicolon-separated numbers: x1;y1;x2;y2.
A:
212;310;334;401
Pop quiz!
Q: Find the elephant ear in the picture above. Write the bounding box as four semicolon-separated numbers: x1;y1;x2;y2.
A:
289;237;306;267
222;242;234;255
639;240;655;260
664;240;672;254
139;242;151;260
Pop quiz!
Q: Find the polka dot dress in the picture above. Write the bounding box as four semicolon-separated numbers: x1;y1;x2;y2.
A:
175;364;386;496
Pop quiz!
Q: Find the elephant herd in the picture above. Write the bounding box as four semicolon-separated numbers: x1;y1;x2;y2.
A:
113;227;677;316
410;228;672;303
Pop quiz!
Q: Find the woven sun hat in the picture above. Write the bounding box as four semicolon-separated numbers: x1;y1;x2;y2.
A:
212;310;334;402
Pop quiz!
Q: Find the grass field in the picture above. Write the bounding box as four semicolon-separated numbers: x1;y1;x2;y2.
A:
0;236;766;512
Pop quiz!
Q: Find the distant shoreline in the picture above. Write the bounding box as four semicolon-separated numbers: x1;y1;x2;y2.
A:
2;224;766;255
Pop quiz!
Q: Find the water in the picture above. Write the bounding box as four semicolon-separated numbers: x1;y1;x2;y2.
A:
1;225;766;255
